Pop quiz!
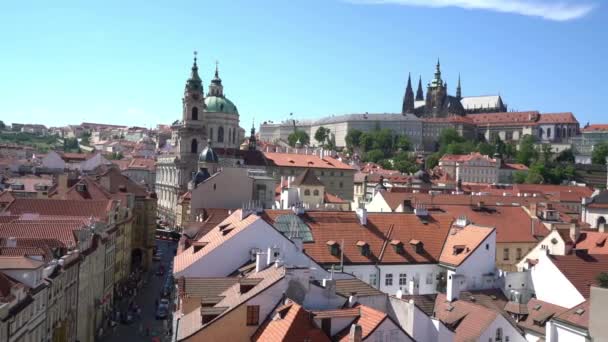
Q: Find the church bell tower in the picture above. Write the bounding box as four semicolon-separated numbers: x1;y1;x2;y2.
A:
178;52;207;157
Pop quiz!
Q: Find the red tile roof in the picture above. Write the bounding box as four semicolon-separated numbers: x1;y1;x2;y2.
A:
4;198;114;221
467;111;539;126
582;124;608;132
517;298;567;335
554;300;589;329
433;293;500;342
253;301;331;342
0;221;87;247
439;224;495;267
537;112;578;124
335;304;389;341
263;152;353;170
573;231;608;255
550;254;608;299
261;210;453;265
324;192;349;204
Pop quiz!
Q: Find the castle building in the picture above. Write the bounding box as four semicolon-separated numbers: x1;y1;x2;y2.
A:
156;54;242;225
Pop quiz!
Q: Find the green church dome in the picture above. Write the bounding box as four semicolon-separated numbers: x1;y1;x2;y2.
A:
205;96;238;115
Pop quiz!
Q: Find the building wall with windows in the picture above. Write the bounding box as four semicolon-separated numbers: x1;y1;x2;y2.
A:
497;242;537;272
272;167;355;201
343;264;441;296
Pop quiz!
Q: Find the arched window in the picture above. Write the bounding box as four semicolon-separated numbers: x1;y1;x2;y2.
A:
233;129;236;143
227;128;231;144
209;128;214;141
598;216;606;228
547;128;552;138
191;106;199;120
563;127;567;137
191;139;198;153
304;189;311;196
313;189;319;196
218;126;224;143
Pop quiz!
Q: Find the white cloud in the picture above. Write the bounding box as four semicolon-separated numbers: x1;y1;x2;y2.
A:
348;0;595;21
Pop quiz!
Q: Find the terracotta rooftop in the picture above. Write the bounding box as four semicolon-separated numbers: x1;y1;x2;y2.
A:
263;152;353;170
438;205;541;243
0;255;44;270
261;210;454;265
553;300;589;330
550;253;608;298
323;192;349;204
537;112;578;124
572;231;608;254
466;111;539;126
0;220;88;247
439;224;494;267
253;300;331;342
178;277;239;298
177;265;286;341
335;304;390;342
582;124;608;132
433;293;499;342
517;298;567;336
4;198;114;221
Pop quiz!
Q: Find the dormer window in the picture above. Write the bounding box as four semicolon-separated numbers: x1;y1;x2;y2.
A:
326;241;340;256
391;240;404;254
356;241;370;257
410;240;423;254
453;245;465;255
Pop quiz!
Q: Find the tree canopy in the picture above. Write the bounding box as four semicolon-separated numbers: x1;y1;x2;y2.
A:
287;130;310;147
314;126;330;146
592;142;608;165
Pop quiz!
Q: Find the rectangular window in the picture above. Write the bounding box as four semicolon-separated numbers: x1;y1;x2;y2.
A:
503;248;509;261
369;273;377;287
399;273;407;286
246;305;260;326
516;248;522;260
385;273;393;286
426;272;433;285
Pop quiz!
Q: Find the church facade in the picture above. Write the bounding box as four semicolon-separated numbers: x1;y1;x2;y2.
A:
156;54;242;225
402;60;507;117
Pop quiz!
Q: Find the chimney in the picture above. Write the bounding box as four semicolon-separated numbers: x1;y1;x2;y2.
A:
255;251;267;273
570;223;581;244
322;278;336;297
356;208;367;225
348;324;363;342
348;292;358;307
5;237;17;248
529;203;538;216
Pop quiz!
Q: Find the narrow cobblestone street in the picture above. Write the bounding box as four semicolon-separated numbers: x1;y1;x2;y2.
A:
99;239;176;342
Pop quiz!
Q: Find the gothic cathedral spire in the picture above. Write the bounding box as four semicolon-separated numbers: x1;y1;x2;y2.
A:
402;73;415;114
416;76;424;101
456;74;462;99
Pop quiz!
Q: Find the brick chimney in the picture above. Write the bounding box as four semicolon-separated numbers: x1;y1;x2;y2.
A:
570;223;581;244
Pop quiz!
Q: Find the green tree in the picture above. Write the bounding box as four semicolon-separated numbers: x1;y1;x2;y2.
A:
556;149;575;163
426;153;441;169
516;135;538;166
80;132;92;146
345;129;363;150
540;144;554;164
364;149;385;163
395;135;411;152
314;126;330;146
592;142;608;165
394;156;418;174
525;162;546;184
513;172;527;184
477;142;494;156
504;143;517;159
109;152;124;160
0;120;5;130
359;133;374;152
287;130;310;147
438;128;464;147
371;129;394;154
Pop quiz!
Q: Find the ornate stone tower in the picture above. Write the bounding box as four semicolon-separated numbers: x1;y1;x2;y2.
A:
456;74;462;100
177;52;207;157
402;73;415;114
416;76;424;101
425;59;448;117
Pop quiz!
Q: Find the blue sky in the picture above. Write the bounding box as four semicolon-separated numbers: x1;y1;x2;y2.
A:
0;0;606;128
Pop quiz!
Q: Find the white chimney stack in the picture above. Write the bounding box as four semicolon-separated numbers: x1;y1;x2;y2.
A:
356;208;367;225
255;251;267;273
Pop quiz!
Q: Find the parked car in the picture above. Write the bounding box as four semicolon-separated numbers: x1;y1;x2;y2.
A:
156;299;170;320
